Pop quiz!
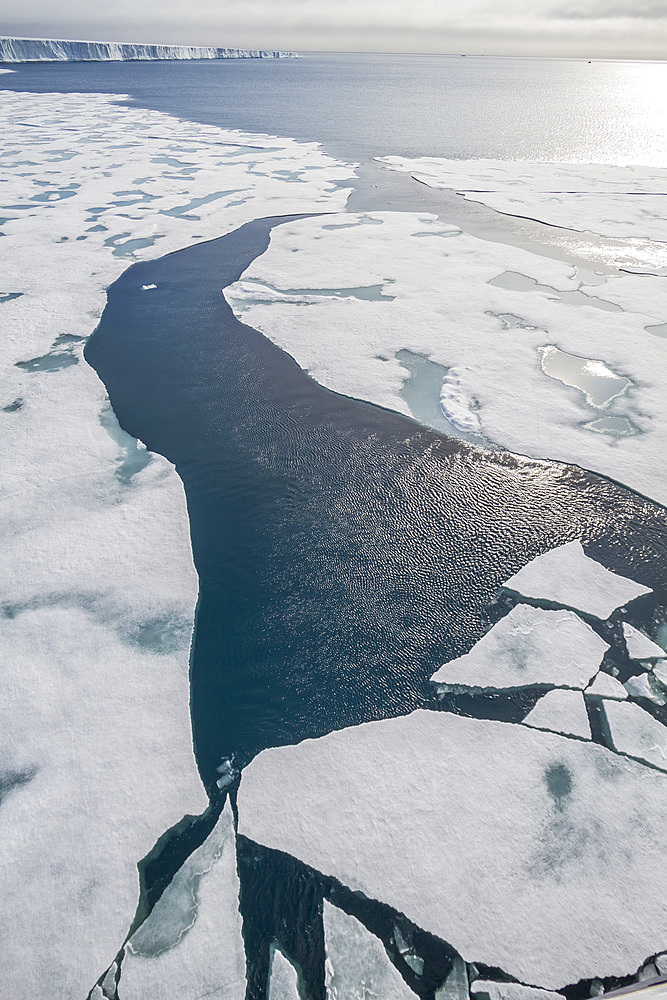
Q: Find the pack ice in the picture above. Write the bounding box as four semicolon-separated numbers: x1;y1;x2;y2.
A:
0;90;353;998
237;710;667;990
225;211;667;505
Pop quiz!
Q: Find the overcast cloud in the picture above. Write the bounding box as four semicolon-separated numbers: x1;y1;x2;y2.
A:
0;0;665;58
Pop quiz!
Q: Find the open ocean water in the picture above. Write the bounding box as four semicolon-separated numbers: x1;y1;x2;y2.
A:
4;52;667;998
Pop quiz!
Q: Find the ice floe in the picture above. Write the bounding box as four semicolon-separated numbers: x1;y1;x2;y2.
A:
523;689;591;739
269;945;301;1000
623;623;666;661
472;982;563;1000
377;157;667;243
602;700;667;771
324;901;415;1000
585;671;628;700
436;956;469;1000
1;90;353;996
225;210;667;504
430;604;606;693
117;801;246;1000
502;541;651;620
238;710;667;989
623;672;667;706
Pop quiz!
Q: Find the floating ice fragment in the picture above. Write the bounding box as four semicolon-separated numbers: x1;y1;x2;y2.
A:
602;700;667;771
118;800;246;999
268;945;300;1000
523;689;591;739
439;367;481;433
472;982;563;1000
238;711;667;989
585;671;628;700
435;956;469;1000
653;661;667;689
431;604;607;693
324;901;415;1000
141;283;157;291
503;542;651;620
622;624;665;661
623;673;667;707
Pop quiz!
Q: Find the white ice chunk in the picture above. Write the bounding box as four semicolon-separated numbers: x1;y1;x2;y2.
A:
655;952;667;975
238;711;667;989
622;624;666;661
503;542;651;620
141;283;158;291
624;673;667;706
118;800;246;1000
602;700;667;771
472;982;563;1000
324;901;415;1000
440;367;481;433
431;604;607;693
436;956;469;1000
268;946;300;1000
654;661;667;689
585;672;628;700
523;689;591;739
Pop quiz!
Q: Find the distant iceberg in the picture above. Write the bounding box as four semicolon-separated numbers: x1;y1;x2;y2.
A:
0;36;295;62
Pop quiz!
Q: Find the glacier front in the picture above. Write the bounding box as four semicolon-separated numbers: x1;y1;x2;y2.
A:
0;35;293;61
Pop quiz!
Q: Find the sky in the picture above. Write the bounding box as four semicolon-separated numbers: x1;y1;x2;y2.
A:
0;0;666;59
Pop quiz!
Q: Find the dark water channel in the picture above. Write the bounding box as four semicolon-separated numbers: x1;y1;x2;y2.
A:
85;216;667;998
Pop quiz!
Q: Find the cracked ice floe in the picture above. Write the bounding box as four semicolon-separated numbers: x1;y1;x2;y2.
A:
623;672;667;707
0;90;354;997
623;623;666;661
430;604;607;694
502;541;651;620
117;801;245;1000
523;689;591;739
602;700;667;771
237;710;667;990
585;671;628;700
472;982;563;1000
324;900;415;1000
377;157;667;243
269;946;300;1000
224;210;667;504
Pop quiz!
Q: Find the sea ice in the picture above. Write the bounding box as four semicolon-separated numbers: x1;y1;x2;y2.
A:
430;604;606;693
622;623;666;661
654;661;667;688
523;689;591;739
269;946;301;1000
435;956;469;1000
602;700;667;771
1;89;354;998
324;901;415;1000
585;672;628;700
238;711;667;989
472;982;563;1000
502;541;651;620
117;801;246;1000
623;672;667;706
225;210;667;503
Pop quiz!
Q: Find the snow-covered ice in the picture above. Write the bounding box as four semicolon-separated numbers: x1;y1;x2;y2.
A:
623;672;667;706
523;689;591;739
324;901;415;1000
623;623;666;661
0;90;353;998
472;982;563;1000
225;210;667;503
430;604;606;693
117;801;245;1000
238;710;667;989
585;671;628;700
602;700;667;771
654;661;667;688
269;946;301;1000
377;157;667;243
502;541;651;620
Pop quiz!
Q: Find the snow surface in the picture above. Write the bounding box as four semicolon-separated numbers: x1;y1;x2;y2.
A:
430;604;606;693
585;671;628;700
0;35;292;61
523;689;591;739
602;700;667;771
118;801;246;1000
623;623;666;660
238;710;667;990
269;946;301;1000
502;541;651;620
324;901;415;1000
0;90;353;999
472;982;563;1000
225;211;667;504
377;157;667;243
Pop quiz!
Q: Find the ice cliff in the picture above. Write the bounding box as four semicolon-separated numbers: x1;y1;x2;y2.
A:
0;36;294;62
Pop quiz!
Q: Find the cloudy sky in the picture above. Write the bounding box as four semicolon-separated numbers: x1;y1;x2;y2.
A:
1;0;665;59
